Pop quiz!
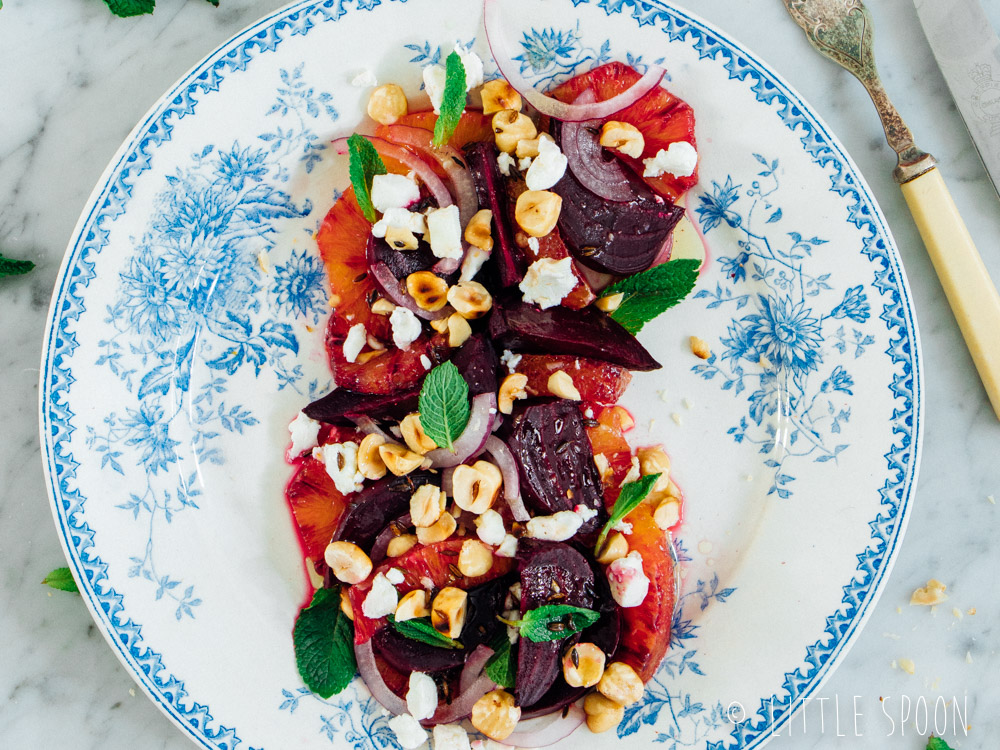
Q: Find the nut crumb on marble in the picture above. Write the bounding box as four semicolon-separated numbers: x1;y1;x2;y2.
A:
909;578;948;606
898;658;915;675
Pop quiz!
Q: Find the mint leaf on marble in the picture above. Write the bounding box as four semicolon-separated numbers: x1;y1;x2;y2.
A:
42;567;79;593
0;253;35;279
926;739;955;750
103;0;156;16
294;587;356;698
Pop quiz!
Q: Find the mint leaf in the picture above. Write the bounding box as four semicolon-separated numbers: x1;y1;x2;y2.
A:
432;51;468;147
418;361;470;452
103;0;156;17
348;133;388;223
389;615;464;649
0;253;35;279
294;587;356;698
926;739;955;750
42;567;79;593
601;259;701;334
506;604;601;643
594;473;661;556
485;633;516;688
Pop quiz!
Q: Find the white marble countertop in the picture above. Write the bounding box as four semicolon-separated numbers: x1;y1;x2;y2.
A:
1;0;998;747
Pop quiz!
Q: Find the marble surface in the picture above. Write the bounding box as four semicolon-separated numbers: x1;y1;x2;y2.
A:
1;0;999;747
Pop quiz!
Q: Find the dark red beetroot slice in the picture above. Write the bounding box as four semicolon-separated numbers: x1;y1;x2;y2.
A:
514;354;631;406
373;626;466;673
515;541;595;707
507;400;606;529
464;140;524;287
333;472;436;552
369;233;439;280
488;292;660;372
449;333;499;396
303;388;420;425
552;168;684;276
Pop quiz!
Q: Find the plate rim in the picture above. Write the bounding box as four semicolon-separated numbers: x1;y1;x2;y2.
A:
37;0;924;748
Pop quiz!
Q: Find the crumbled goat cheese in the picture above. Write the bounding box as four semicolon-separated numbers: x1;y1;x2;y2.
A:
475;509;506;546
420;354;432;370
496;534;518;558
526;511;583;542
519;257;577;310
455;44;485;90
497;151;516;176
371;207;426;239
371;173;421;213
426;205;463;260
343;323;367;364
420;576;435;590
351;69;378;87
607;551;650;608
386;568;405;585
387;714;427;749
574;504;598;523
525;136;568;190
613;520;633;535
423;64;447;113
500;350;522;373
527;237;540;253
313;442;364;494
433;724;471;750
362;573;399;618
642;141;698;178
518;156;533;171
287;411;321;458
407;672;439;721
390;306;423;350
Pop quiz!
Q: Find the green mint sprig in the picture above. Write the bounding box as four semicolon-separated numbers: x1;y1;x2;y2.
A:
432;51;468;147
600;259;701;335
926;739;955;750
294;587;357;698
500;604;600;643
42;567;79;593
0;253;35;279
418;361;470;452
593;473;661;556
484;633;516;689
389;615;464;649
103;0;218;18
348;133;388;223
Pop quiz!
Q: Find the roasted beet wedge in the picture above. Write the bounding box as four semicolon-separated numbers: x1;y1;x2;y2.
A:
303;388;419;425
489;293;660;372
515;541;595;707
373;626;466;673
552;168;684;276
368;234;438;280
465;140;524;287
507;400;606;528
449;333;499;396
333;472;436;552
462;578;509;651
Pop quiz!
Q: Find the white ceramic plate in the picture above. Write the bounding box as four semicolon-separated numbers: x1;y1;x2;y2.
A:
39;1;922;748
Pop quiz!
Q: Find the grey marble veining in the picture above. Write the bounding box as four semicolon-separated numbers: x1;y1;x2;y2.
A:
1;0;998;747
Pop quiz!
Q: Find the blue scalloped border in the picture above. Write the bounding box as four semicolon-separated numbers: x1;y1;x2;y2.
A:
39;1;921;748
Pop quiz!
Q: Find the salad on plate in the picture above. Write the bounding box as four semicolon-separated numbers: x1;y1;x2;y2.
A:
283;8;704;747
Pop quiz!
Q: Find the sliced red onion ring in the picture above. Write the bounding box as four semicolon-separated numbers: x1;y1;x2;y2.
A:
651;231;674;267
351;416;394;442
483;436;528;522
371;513;412;564
483;0;665;121
355;640;408;716
441;466;456;496
426;393;497;468
560;91;637;202
428;671;495;725
503;704;586;747
458;644;495;694
433;256;462;275
370;261;448;321
575;261;616;294
332;135;453;209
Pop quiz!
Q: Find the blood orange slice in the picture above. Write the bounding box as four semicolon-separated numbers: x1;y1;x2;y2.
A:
515;354;631;405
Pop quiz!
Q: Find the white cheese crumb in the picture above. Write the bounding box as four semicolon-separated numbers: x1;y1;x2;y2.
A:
455;44;485;90
584;407;594;419
574;504;598;522
423;64;447;113
287;411;321;458
495;534;518;558
420;354;432;370
387;714;427;749
406;672;439;721
527;237;540;253
426;205;463;260
642;141;698;178
518;156;533;171
475;509;506;546
420;576;435;590
386;568;405;585
612;520;633;535
343;322;367;363
313;442;364;494
497;151;516;176
519;257;577;310
460;246;490;282
371;173;421;213
433;723;471;750
606;551;649;608
671;412;683;426
526;510;584;542
390;306;423;350
525;136;568;190
351;69;378;88
362;573;399;618
500;350;522;374
372;207;427;239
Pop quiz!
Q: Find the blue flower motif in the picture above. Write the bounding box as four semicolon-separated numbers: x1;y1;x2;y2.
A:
272;248;326;320
744;295;823;374
119;246;187;340
718;251;750;284
215;144;269;189
720;318;758;365
695;177;741;232
831;284;871;323
821;365;854;395
167;186;234;241
121;404;180;475
516;27;579;72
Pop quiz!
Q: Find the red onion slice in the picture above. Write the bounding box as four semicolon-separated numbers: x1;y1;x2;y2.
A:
503;704;586;747
574;261;616;294
484;436;529;522
441;466;456;496
458;644;495;694
370;513;412;564
651;231;674;267
355;640;408;716
428;672;496;725
426;393;497;468
352;416;394;442
560;91;637;202
433;257;462;275
483;0;665;121
370;261;448;321
332;136;453;209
